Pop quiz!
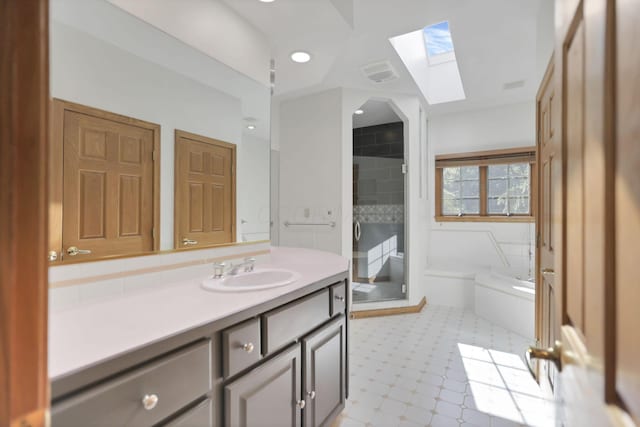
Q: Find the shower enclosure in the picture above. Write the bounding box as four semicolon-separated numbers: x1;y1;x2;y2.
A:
352;108;406;304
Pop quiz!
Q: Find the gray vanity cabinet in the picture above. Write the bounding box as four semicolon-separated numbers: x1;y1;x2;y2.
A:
165;398;214;427
51;277;349;427
51;341;211;427
223;315;347;427
302;316;346;427
224;343;302;427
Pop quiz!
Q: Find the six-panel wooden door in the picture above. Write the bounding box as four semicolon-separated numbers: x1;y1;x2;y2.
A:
531;0;640;424
50;100;160;262
174;130;236;248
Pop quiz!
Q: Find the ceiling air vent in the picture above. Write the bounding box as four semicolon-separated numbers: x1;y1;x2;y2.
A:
503;80;525;90
361;60;398;83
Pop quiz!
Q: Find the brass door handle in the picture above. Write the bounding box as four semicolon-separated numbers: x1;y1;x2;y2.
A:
525;340;562;380
182;238;198;246
67;246;92;256
541;268;555;277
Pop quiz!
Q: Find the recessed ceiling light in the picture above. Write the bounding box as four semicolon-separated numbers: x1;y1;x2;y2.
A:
354;109;364;115
246;125;256;130
290;51;311;63
259;0;275;3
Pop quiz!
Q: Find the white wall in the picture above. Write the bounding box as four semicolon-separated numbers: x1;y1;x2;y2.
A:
426;102;537;283
238;134;271;242
536;0;555;85
107;0;271;86
278;89;344;254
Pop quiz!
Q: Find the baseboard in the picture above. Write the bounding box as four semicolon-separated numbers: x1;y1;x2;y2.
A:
350;297;427;319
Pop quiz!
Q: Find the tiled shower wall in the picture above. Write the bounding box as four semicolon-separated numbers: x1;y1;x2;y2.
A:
353;121;404;206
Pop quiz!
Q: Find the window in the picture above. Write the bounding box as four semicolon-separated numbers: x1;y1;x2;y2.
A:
442;166;480;215
435;148;536;222
487;163;531;215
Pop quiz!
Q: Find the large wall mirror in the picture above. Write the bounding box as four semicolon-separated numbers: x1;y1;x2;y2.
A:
49;0;271;263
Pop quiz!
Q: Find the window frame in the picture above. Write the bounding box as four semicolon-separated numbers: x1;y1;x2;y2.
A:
434;147;537;223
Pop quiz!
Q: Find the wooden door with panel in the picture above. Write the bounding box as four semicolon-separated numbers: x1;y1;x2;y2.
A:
174;130;236;249
51;100;160;263
0;1;50;426
527;0;639;425
535;56;559;395
614;0;640;420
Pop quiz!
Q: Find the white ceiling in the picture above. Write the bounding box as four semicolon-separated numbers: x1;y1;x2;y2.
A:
223;0;544;115
352;99;401;128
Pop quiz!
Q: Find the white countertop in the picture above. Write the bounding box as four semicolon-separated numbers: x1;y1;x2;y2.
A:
49;247;349;380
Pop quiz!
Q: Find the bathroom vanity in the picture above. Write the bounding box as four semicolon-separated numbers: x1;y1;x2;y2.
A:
49;248;349;427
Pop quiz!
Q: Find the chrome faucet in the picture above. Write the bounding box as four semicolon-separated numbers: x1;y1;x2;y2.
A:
212;262;227;279
212;257;256;279
228;257;256;275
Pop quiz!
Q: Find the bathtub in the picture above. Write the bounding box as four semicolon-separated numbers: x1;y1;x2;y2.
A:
474;270;535;338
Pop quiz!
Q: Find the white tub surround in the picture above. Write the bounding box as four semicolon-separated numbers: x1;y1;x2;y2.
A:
49;247;349;380
424;267;478;309
474;271;535;338
424;266;534;338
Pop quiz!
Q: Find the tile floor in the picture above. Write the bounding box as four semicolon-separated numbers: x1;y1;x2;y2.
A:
336;305;561;427
352;281;405;303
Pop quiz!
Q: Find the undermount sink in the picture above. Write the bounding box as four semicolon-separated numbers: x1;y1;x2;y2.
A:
201;268;301;292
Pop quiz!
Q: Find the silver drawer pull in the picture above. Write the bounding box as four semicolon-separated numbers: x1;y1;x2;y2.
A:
296;399;306;409
334;295;345;302
142;394;159;411
307;390;316;400
242;342;255;353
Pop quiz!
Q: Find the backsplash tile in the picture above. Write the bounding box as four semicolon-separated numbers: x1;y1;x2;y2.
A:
353;204;404;224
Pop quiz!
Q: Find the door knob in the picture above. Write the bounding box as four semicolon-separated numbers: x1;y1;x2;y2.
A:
242;342;255;353
182;238;198;246
525;340;562;380
66;246;92;256
541;268;555;277
296;399;306;409
307;390;316;400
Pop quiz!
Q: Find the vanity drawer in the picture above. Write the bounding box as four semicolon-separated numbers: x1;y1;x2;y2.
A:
222;318;261;378
52;340;211;427
165;398;213;427
331;282;347;316
262;289;330;354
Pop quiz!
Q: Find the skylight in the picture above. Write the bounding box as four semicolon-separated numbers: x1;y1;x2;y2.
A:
423;21;454;57
389;20;466;105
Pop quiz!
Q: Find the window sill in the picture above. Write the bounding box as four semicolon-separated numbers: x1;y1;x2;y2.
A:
435;215;535;223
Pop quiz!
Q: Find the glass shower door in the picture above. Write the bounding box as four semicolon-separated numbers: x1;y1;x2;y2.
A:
352;156;406;304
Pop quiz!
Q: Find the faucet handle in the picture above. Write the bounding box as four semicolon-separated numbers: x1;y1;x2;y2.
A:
212;262;226;279
244;257;256;272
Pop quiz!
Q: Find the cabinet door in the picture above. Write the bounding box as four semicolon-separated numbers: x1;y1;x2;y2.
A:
225;343;302;427
303;316;346;427
165;398;213;427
